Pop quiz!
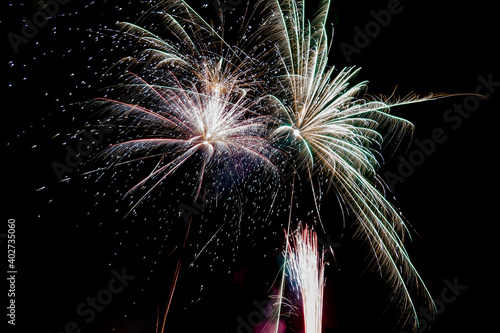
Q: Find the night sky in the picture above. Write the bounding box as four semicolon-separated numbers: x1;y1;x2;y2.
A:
3;1;498;333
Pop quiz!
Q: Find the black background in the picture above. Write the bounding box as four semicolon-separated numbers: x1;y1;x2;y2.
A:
2;0;498;332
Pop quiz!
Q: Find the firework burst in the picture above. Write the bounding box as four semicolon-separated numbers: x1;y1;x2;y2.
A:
90;0;280;211
88;0;439;329
286;224;325;333
260;0;436;326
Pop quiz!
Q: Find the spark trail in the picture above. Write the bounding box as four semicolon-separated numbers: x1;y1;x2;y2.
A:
260;0;436;327
88;0;441;330
286;225;325;333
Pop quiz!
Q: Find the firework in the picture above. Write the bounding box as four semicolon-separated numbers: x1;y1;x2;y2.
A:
91;0;280;211
260;0;435;326
286;224;325;333
89;0;437;329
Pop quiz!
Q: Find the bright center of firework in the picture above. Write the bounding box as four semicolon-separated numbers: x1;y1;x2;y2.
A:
293;128;302;139
202;131;214;146
212;84;221;93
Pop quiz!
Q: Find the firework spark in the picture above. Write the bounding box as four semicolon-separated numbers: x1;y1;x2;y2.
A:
88;0;439;329
286;224;325;333
91;0;279;211
260;0;436;326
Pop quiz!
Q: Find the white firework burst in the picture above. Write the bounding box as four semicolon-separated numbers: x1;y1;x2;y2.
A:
260;0;437;327
286;224;325;333
91;0;280;211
